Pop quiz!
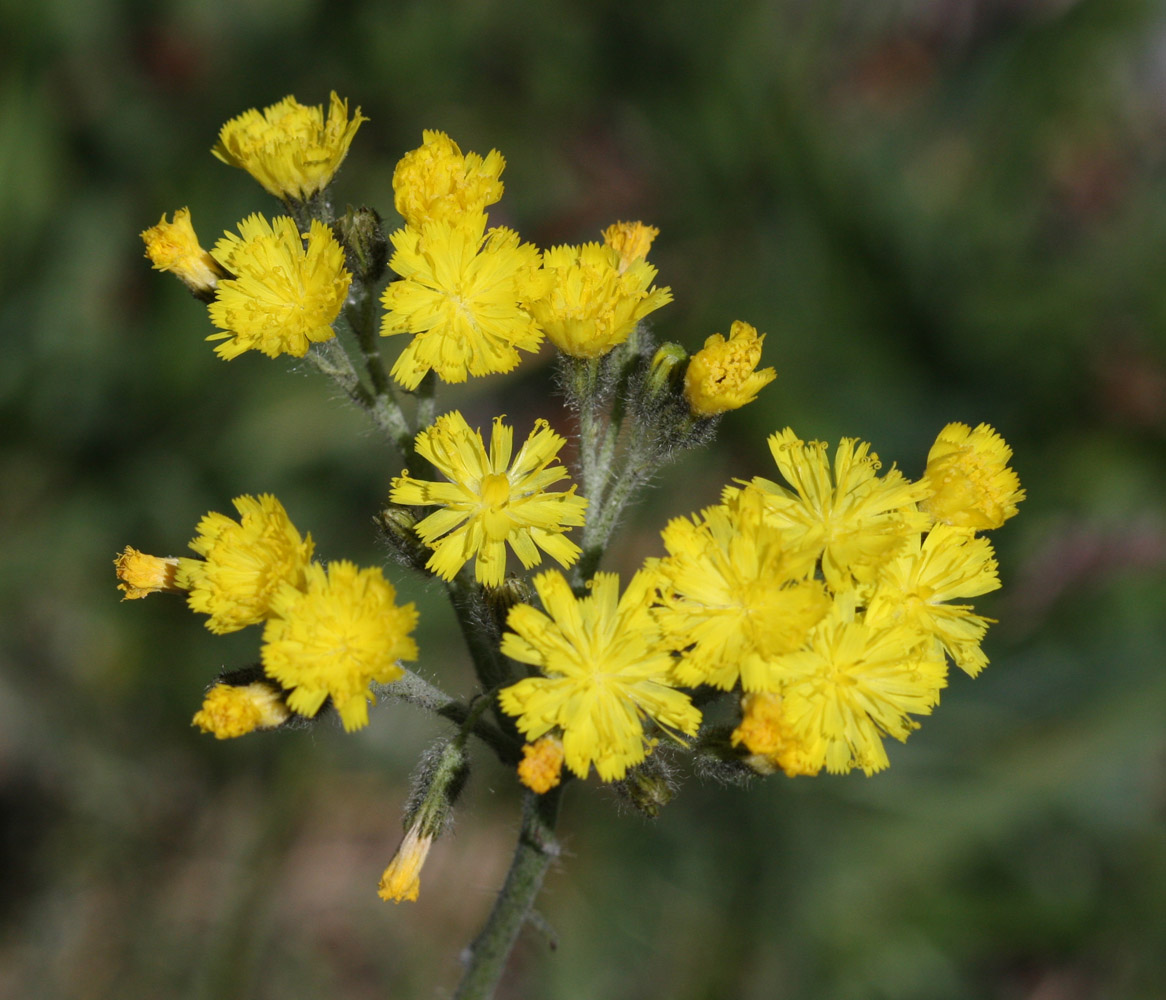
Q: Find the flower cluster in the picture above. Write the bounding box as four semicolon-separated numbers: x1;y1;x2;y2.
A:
116;495;417;734
127;94;1025;922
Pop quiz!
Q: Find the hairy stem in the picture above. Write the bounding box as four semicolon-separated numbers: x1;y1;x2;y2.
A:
453;787;563;1000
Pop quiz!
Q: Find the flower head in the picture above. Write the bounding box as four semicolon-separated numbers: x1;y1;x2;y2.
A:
261;561;418;731
212;92;366;202
683;320;777;417
192;681;290;739
390;412;587;586
114;546;182;600
746;428;930;592
920;423;1025;530
393;130;505;229
865;524;1000;677
771;606;948;775
528;240;672;358
177;494;314;634
140;208;225;297
380;215;544;389
602;220;659;273
654;489;829;692
498;570;702;782
731;691;821;777
517;735;565;794
207;215;350;360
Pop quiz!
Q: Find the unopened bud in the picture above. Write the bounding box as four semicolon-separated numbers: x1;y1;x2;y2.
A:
646;343;688;400
375;505;430;571
379;737;469;903
332;206;389;284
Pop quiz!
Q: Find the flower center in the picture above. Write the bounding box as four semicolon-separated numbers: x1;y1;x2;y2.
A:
480;473;512;508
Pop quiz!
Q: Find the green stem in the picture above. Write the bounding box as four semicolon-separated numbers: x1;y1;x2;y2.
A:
346;283;392;399
382;670;518;763
446;578;515;695
453;787;563;1000
306;340;413;452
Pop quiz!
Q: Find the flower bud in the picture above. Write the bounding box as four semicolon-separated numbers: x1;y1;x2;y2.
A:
379;737;469;903
332;206;388;285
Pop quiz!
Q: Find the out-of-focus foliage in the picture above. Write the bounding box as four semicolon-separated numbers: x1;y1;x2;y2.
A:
2;1;1164;998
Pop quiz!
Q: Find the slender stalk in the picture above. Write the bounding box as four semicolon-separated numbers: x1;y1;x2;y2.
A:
382;670;518;763
453;787;564;1000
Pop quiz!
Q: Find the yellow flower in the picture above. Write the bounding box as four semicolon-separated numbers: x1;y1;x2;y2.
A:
528;241;672;358
377;822;433;903
390;412;588;587
746;428;930;593
114;546;182;600
731;691;822;777
602;220;659;273
207;214;350;360
654;489;829;692
192;681;290;739
865;524;1000;677
920;423;1025;530
517;735;565;794
177;494;314;634
772;606;947;775
140;208;225;297
380;215;544;389
212;92;366;202
498;570;702;782
261;561;418;732
393;130;505;229
683;320;777;417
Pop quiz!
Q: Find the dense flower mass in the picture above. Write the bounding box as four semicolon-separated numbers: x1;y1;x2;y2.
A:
391;411;587;586
527;239;672;358
208;215;350;360
381;215;545;388
499;571;702;782
262;561;418;732
178;494;314;634
129;105;1030;941
744;429;930;592
393;130;505;229
212;92;366;201
654;488;829;691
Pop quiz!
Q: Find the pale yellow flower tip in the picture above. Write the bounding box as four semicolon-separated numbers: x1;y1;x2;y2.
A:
602;220;660;273
212;92;367;202
392;130;505;229
377;824;433;903
517;735;565;794
683;320;777;417
919;423;1025;530
529;242;672;359
140;208;225;297
192;682;290;739
114;546;183;600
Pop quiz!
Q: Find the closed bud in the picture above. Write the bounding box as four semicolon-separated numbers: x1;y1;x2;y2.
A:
333;206;389;285
645;343;688;401
379;737;470;903
375;505;430;571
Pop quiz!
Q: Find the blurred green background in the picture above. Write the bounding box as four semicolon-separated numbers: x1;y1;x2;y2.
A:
3;0;1165;997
